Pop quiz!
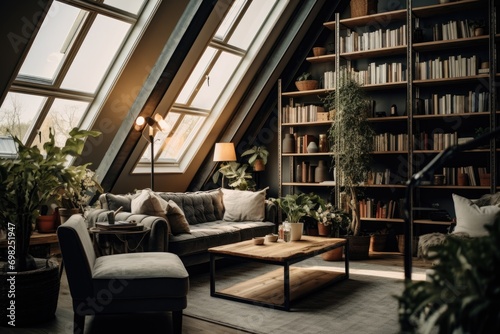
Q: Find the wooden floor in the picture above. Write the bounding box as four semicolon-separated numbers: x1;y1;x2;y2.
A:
2;252;431;334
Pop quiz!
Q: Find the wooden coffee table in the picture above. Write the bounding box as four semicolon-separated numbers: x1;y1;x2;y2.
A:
208;235;349;311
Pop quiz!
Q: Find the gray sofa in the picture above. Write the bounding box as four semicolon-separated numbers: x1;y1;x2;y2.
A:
86;188;277;267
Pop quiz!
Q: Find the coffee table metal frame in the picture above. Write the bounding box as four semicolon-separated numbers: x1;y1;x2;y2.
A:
209;237;349;311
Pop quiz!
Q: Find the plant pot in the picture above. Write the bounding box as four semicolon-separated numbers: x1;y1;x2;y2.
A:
253;158;265;171
318;223;332;236
0;258;60;326
397;234;419;257
287;222;304;241
474;27;484;36
321;246;343;261
369;234;388;252
295;80;318;91
345;235;370;260
312;47;326;57
58;207;81;225
35;215;56;233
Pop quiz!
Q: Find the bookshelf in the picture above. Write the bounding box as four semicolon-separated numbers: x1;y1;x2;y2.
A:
278;0;497;241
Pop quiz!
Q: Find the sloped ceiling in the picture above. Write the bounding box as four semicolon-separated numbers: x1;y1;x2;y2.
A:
0;0;346;195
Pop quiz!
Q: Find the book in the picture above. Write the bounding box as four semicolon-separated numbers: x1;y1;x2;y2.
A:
96;221;141;230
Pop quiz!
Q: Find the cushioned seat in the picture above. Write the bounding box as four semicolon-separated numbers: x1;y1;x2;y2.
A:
58;215;189;334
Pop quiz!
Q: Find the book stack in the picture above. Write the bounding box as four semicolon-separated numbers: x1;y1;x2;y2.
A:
96;221;143;231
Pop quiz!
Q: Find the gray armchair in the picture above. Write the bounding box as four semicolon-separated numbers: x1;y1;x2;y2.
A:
57;215;189;334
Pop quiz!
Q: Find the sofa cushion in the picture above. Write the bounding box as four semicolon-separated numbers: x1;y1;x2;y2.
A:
165;200;191;235
131;189;165;217
221;188;267;222
452;193;500;237
103;193;136;212
159;189;223;225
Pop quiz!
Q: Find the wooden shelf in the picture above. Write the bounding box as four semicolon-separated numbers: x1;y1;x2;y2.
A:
413;112;491;119
282;152;333;157
413;0;484;18
360;218;404;223
306;53;335;63
419;185;492;190
361;81;407;91
324;9;407;30
282;88;332;97
340;45;407;60
359;184;406;188
372;151;408;155
413;219;452;226
368;115;408;122
413;35;489;52
282;182;335;187
282;120;332;126
413;149;491;154
413;74;490;86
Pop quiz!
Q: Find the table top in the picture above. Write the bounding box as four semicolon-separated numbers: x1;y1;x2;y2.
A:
208;236;346;263
89;226;150;235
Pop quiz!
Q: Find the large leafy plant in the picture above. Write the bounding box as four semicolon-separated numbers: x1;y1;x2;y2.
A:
397;218;500;333
0;127;101;271
328;75;374;236
212;161;255;190
271;192;323;223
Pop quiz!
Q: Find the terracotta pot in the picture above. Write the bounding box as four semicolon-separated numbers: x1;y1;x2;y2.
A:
253;159;265;171
36;215;56;233
321;247;343;261
318;223;332;236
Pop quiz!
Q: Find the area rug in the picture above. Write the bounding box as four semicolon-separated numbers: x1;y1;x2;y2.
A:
184;256;426;334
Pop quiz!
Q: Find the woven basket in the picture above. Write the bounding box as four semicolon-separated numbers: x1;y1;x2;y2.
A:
0;258;60;326
295;80;318;91
350;0;378;18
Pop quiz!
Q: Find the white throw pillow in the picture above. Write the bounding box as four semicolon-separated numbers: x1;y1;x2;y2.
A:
221;187;268;222
452;193;500;237
131;189;165;218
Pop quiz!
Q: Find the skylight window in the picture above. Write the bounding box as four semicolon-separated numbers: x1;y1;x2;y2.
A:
0;0;152;147
136;0;285;172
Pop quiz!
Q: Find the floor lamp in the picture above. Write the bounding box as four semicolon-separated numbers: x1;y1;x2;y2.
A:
135;114;169;191
213;142;237;188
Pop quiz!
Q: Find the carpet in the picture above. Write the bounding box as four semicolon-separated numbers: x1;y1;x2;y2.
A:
184;256;426;334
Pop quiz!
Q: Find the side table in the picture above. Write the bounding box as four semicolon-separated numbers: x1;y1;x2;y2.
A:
89;226;151;255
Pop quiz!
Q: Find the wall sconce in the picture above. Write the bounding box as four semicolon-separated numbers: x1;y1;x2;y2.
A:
213;142;237;188
135;114;169;190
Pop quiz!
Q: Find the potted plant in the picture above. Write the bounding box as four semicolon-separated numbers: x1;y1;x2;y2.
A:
59;167;103;223
295;72;318;91
212;161;256;190
397;219;500;333
241;145;269;171
328;74;374;259
271;192;322;241
0;127;100;325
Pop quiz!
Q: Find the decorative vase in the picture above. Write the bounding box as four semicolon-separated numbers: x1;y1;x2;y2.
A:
315;160;329;183
287;222;304;241
282;133;295;153
321;247;343;261
307;141;319;153
317;222;332;236
318;134;328;152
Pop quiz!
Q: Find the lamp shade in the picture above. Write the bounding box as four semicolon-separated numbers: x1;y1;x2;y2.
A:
213;142;236;162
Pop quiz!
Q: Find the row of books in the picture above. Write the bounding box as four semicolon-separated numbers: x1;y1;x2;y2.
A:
416;91;490;115
431;19;483;41
373;133;409;152
366;168;392;185
339;63;407;86
282;104;324;123
340;24;407;53
358;198;400;219
414;132;458;151
442;166;489;186
416;54;479;80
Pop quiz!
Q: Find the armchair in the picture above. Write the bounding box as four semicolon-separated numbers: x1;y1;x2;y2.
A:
57;215;189;334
